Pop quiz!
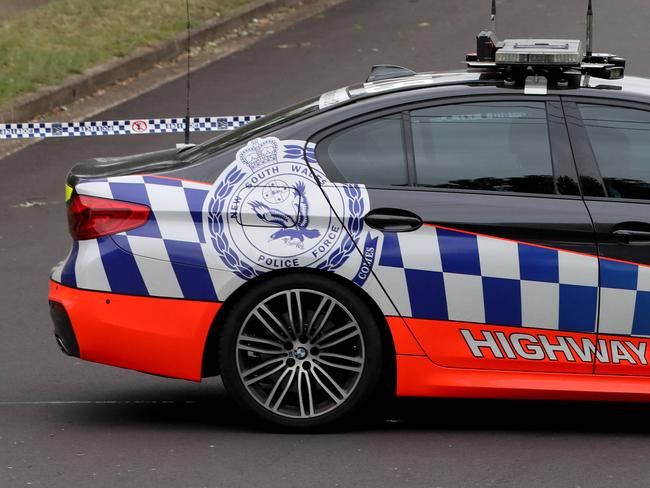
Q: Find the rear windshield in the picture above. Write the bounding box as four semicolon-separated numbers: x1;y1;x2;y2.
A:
183;98;320;159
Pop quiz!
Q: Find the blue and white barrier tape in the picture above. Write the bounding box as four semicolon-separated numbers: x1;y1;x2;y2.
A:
0;115;262;140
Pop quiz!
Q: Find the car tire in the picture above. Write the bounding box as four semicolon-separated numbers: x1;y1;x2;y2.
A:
218;273;386;430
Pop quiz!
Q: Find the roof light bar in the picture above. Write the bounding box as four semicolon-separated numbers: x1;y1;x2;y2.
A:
495;40;582;67
464;1;625;81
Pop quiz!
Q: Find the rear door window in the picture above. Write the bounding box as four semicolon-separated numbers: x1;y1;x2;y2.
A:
410;101;555;195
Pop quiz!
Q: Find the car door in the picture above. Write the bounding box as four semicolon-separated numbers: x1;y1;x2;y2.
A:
564;99;650;375
315;96;599;374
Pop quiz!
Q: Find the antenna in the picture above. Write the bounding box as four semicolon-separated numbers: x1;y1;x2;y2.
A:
586;0;593;58
474;0;500;62
491;0;497;34
184;0;191;145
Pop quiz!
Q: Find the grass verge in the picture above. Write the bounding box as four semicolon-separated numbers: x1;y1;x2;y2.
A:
0;0;255;107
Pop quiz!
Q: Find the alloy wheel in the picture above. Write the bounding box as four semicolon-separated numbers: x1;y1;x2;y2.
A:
235;289;365;419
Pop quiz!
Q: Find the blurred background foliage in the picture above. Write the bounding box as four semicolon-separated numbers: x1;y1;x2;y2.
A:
0;0;253;106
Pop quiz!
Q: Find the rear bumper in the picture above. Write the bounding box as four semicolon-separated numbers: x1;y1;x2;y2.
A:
48;280;222;381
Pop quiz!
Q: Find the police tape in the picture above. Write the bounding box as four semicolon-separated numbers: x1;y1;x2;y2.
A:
0;115;263;140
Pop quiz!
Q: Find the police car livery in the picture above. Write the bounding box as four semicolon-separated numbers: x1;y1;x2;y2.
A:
48;3;650;428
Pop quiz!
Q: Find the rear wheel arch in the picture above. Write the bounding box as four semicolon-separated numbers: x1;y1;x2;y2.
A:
201;268;396;394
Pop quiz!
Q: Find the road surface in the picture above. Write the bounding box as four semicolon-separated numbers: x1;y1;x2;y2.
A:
2;1;650;486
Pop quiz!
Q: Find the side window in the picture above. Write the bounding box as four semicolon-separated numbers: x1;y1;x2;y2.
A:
317;116;408;186
411;101;555;195
578;104;650;201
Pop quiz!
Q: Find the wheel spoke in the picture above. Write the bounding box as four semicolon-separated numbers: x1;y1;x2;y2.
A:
312;363;347;398
253;307;290;343
240;334;284;348
314;322;357;347
265;366;296;410
286;290;303;338
297;369;306;417
238;335;285;355
261;303;294;340
304;296;328;337
241;357;285;380
238;344;286;355
317;329;361;350
309;366;343;405
307;297;336;340
319;352;363;365
295;291;304;335
273;369;296;411
305;370;315;416
298;368;315;417
314;356;363;373
244;361;286;386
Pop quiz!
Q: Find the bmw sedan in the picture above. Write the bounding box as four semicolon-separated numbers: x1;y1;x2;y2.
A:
49;67;650;429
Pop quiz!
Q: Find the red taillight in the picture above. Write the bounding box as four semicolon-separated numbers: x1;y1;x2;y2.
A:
67;194;150;240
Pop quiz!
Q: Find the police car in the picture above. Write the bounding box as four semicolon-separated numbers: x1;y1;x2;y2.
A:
48;3;650;428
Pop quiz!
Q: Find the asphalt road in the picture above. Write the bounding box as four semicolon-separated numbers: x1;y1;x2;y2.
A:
3;0;650;486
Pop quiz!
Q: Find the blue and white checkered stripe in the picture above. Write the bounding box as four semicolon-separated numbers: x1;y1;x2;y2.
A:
376;225;604;333
57;175;246;302
0;116;261;140
599;261;650;337
52;180;650;336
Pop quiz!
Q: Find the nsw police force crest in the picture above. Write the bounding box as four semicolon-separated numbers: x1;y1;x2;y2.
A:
204;137;369;276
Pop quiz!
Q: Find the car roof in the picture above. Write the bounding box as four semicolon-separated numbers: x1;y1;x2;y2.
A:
580;75;650;99
318;72;489;109
317;71;650;110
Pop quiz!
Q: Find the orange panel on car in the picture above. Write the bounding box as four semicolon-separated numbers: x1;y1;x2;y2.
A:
49;281;221;381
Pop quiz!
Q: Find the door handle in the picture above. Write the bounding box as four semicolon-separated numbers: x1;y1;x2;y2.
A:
612;229;650;245
364;208;423;232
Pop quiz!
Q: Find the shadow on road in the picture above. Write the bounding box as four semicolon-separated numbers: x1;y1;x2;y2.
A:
386;397;650;434
62;385;650;435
